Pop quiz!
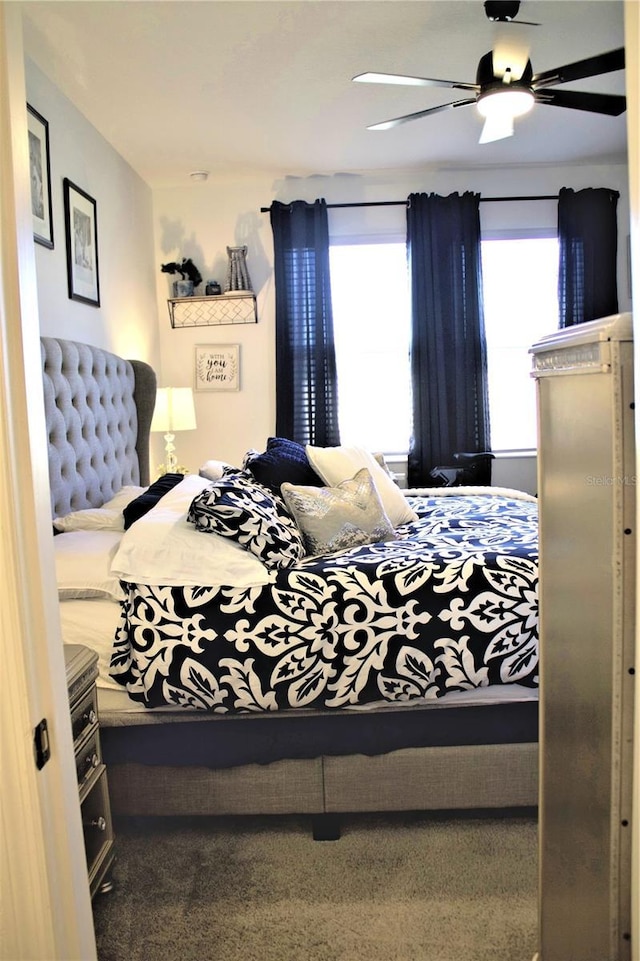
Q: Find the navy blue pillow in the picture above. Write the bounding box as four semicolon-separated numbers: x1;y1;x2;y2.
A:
246;437;322;493
123;473;184;529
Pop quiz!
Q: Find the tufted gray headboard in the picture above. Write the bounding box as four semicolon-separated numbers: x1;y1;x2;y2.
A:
41;337;157;518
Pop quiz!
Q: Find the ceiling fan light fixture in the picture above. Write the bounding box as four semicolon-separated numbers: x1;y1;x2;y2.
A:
477;86;534;120
484;0;521;21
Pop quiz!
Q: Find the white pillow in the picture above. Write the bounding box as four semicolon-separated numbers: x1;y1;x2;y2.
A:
306;444;418;527
54;530;125;600
111;474;272;589
199;459;233;481
53;486;146;532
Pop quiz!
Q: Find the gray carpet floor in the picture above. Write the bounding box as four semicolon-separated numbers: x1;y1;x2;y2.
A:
93;812;538;961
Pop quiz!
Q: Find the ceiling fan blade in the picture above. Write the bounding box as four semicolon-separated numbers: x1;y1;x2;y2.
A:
367;99;476;131
479;114;514;143
535;89;626;116
532;47;625;89
491;23;531;81
353;72;478;92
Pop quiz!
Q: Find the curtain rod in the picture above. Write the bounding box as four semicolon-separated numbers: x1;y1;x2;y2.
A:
259;195;559;213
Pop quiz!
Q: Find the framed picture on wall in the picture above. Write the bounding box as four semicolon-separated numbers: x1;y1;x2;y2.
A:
63;178;100;306
195;344;240;391
27;104;54;248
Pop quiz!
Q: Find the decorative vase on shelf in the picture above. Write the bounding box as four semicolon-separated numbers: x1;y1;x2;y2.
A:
225;245;252;292
161;258;201;298
173;280;194;298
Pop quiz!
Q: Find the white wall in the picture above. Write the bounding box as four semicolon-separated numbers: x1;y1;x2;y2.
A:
153;162;631;481
25;58;160;368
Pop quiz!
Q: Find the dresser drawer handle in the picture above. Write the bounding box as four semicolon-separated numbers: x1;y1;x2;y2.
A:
90;816;107;832
86;752;100;769
83;709;97;726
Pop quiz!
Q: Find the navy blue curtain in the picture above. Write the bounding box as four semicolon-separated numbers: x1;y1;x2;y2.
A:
558;187;619;327
269;200;340;447
406;192;491;488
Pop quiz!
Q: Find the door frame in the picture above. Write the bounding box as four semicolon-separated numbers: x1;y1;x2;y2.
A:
0;4;96;958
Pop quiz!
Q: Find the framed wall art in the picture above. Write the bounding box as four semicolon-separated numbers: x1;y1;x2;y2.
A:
63;178;100;306
27;104;54;248
195;344;240;391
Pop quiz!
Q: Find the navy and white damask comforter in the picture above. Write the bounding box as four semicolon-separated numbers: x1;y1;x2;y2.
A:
109;480;538;713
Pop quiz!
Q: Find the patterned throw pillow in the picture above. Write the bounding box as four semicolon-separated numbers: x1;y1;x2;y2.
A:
245;436;323;493
187;469;305;569
281;468;396;556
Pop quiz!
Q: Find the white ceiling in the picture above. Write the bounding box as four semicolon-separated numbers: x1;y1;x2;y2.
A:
21;0;628;188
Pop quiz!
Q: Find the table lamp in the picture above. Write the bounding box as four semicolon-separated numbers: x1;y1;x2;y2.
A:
151;387;197;473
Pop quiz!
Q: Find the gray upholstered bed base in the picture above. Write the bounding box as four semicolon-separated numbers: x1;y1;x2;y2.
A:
44;337;538;820
107;743;538;819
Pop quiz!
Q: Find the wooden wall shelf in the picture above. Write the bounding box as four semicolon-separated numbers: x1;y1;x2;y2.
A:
168;292;257;328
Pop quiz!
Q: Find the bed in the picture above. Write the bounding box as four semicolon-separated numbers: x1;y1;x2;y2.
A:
44;336;539;833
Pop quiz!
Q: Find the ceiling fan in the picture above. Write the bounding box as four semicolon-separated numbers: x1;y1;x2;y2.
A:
353;0;626;144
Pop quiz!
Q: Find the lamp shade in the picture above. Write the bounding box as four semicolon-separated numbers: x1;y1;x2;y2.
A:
151;387;197;433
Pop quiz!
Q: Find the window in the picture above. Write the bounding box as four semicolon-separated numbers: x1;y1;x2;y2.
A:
329;242;411;453
330;234;558;457
481;237;559;451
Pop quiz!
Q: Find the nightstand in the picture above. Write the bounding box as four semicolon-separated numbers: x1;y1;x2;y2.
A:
64;644;115;898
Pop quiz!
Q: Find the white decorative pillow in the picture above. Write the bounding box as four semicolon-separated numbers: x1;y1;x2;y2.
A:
53;486;146;532
199;459;233;482
54;530;125;600
281;468;396;556
306;444;417;527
